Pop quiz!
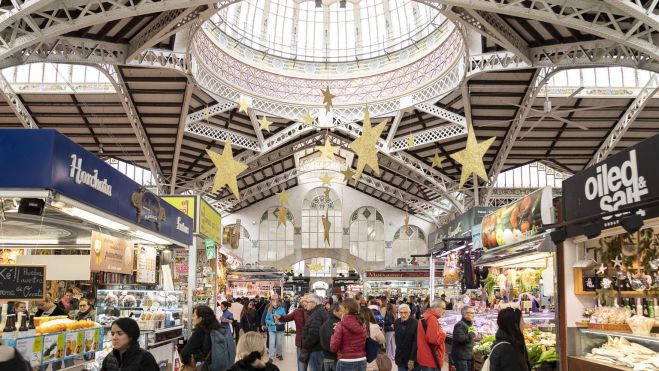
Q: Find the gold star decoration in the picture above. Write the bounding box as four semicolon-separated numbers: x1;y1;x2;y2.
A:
341;168;355;183
204;106;210;122
320;173;332;187
430;153;445;168
307;262;324;272
206;138;249;199
316;137;339;160
258;115;272;132
277;189;289;205
321;87;336;113
275;206;288;228
407;135;416;148
322;208;332;245
349;107;386;185
303;111;314;127
323;187;331;199
404;211;410;229
238;97;250;114
449;124;495;189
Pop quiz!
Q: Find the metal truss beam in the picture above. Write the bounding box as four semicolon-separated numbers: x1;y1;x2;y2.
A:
602;0;659;35
0;72;38;128
186;100;237;126
248;110;266;150
414;102;467;127
461;84;473;125
447;6;531;64
421;0;659;61
487;187;562;207
483;67;557;204
389;123;466;152
170;78;194;193
99;64;166;194
385;110;405;148
0;0;223;62
127;7;200;61
127;49;188;72
185;121;261;152
589;72;659;166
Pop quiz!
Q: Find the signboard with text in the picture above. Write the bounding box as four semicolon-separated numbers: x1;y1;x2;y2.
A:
0;264;46;300
90;231;133;274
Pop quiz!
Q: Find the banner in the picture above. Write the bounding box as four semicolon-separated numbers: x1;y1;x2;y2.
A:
136;245;157;283
90;231;133;274
204;238;216;260
431;206;496;250
200;199;221;243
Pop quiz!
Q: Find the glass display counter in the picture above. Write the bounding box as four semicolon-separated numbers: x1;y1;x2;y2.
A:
95;289;184;330
568;328;659;370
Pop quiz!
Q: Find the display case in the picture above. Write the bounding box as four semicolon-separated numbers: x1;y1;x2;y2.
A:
442;310;556;337
568;328;659;370
95;289;184;330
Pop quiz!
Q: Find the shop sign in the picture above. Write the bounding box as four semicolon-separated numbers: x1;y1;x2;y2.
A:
0;264;46;300
432;206;496;248
174;249;189;275
199;198;221;242
0;130;193;246
204;238;217;260
136;245;157;283
162;196;196;220
131;188;165;231
90;231;134;274
365;271;430;278
480;186;553;249
563;134;659;236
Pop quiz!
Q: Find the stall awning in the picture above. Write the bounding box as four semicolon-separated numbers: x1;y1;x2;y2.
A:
474;234;555;268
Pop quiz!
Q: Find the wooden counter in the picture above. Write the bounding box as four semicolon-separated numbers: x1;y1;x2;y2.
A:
567;356;631;371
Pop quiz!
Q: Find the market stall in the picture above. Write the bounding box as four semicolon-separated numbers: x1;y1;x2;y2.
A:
0;129;194;370
226;269;284;298
332;276;363;297
557;133;659;370
364;270;445;299
283;275;310;297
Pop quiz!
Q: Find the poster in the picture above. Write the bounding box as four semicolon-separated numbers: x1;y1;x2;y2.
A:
200;199;221;243
90;231;134;274
15;335;43;367
42;333;65;364
162;196;196;219
64;331;82;358
174;249;188;275
84;328;101;354
136;245;157;283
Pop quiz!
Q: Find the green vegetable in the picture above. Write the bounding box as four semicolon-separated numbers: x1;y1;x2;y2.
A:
480;335;496;344
526;344;542;363
538;348;557;363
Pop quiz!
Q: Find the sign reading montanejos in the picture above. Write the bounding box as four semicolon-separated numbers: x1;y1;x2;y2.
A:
90;231;134;274
563;133;659;237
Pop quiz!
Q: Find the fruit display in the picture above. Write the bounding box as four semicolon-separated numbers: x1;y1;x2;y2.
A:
585;336;659;370
36;319;98;334
589;307;633;324
481;189;545;250
443;252;461;285
472;330;556;364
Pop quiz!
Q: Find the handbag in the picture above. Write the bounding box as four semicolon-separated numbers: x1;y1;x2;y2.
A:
365;324;380;363
375;350;392;371
181;353;210;371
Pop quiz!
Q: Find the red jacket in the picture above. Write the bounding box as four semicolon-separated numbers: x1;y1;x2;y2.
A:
330;315;367;360
279;308;308;347
416;309;446;368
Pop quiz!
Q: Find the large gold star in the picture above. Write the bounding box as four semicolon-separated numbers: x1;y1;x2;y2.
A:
206;138;248;199
303;111;314;127
430;153;445;168
321;87;335;113
349;107;386;184
450;124;495;189
258;115;272;132
316;137;339;160
322;208;331;245
277;189;289;205
238;97;250;114
341;168;355;183
275;207;288;228
407;135;416;148
320;173;332;187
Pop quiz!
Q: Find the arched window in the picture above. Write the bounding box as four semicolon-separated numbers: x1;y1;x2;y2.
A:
292;258;350;278
223;224;258;266
259;206;294;261
349;206;384;261
388;225;426;267
302;188;342;249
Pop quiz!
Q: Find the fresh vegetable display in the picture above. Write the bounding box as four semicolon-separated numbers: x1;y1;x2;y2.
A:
586;336;659;370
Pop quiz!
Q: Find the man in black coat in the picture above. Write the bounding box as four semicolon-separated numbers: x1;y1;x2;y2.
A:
319;303;342;371
451;306;478;371
394;303;417;371
302;294;329;371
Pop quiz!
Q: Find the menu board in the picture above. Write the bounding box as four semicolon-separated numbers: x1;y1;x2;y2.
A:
136;245;157;283
0;264;46;300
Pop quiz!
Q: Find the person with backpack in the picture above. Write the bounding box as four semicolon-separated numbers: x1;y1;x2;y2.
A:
330;298;367;371
416;300;446;371
367;300;384;329
229;332;280;371
276;295;309;371
484;308;530;371
394;304;417;371
303;294;330;371
361;308;386;371
451;306;478;371
101;317;159;371
265;298;287;362
181;305;236;371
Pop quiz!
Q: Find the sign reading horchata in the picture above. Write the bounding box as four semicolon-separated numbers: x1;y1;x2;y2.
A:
0;264;46;300
90;231;134;274
563;133;659;237
69;154;113;196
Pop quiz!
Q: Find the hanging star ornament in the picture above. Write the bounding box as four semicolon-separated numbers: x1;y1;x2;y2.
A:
404;211;410;229
321;87;336;113
258;116;272;132
206;138;248;199
612;255;623;268
596;263;607;276
238;97;250;114
320;173;332;187
407;135;416;149
430;153;445;168
449;124;495;189
341;168;355;183
316;137;339;160
323;187;331;199
275;207;288;228
349;107;386;185
276;189;289;205
303;111;314;127
322;208;332;245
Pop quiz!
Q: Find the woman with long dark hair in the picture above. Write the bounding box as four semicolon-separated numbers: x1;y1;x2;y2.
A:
241;301;259;334
330;298;368;371
487;308;530;371
100;317;158;371
180;305;221;366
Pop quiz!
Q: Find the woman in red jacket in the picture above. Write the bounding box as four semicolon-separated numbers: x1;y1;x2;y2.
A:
330;298;367;371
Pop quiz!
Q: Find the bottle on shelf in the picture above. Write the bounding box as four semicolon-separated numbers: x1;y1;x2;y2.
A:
643;298;650;317
18;312;28;333
623;297;632;311
27;314;35;336
637;298;644;317
2;314;16;339
649;299;656;318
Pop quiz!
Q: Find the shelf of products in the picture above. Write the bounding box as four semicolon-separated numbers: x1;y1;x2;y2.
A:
95;289;184;330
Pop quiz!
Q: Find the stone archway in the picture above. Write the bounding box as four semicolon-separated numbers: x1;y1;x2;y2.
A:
261;248;384;274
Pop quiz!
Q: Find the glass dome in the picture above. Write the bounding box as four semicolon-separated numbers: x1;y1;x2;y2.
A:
210;0;443;63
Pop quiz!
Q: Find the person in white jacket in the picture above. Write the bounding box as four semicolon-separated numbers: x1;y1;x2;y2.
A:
362;308;385;371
